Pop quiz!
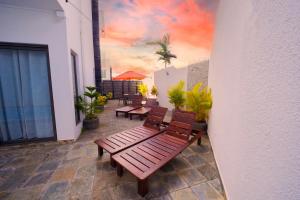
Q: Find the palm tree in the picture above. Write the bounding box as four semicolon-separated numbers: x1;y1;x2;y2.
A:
154;34;177;69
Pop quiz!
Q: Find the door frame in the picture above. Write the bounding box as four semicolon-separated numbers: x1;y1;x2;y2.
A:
0;42;57;144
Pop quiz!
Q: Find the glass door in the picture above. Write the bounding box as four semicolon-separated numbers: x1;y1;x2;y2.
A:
0;44;56;143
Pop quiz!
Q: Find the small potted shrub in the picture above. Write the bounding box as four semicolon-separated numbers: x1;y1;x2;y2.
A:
185;82;212;133
96;95;107;111
151;85;158;97
76;86;101;130
138;83;148;98
106;92;113;100
168;80;185;110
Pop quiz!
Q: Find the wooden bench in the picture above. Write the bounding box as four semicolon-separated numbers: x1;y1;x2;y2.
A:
112;110;201;196
95;106;168;166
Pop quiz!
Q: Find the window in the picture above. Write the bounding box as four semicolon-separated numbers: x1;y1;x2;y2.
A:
71;52;80;124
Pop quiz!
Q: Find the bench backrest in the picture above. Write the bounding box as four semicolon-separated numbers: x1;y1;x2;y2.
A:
143;106;168;130
131;95;143;107
166;110;195;141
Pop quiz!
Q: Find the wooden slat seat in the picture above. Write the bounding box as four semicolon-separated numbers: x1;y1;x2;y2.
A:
116;106;141;117
112;110;201;196
113;133;189;179
115;95;143;117
128;107;152;120
95;126;158;154
128;99;159;120
95;106;168;167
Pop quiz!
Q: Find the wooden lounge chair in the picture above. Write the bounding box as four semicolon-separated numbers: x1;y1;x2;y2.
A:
95;106;168;167
115;95;142;117
112;110;202;196
128;99;158;120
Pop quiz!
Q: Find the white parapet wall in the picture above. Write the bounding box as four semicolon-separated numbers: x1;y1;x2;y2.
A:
208;0;300;200
154;61;209;110
154;66;188;110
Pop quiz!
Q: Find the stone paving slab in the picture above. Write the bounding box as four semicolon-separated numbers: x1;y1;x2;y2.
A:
0;100;225;200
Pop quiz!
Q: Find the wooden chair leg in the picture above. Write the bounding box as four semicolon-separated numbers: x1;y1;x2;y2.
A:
130;114;132;120
117;163;123;177
116;111;118;117
138;179;148;197
110;155;116;168
98;146;103;157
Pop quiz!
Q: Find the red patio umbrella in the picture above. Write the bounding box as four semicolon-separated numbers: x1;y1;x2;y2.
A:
113;71;146;80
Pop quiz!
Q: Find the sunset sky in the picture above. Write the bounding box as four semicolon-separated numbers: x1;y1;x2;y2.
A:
99;0;219;76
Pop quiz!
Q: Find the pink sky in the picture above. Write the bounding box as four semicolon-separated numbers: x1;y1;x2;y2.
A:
99;0;219;76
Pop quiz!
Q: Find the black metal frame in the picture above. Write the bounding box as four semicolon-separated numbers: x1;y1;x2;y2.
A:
0;42;57;144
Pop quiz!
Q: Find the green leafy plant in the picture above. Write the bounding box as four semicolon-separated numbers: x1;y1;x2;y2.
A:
76;86;101;120
168;81;185;109
185;82;213;121
138;83;148;97
106;92;113;99
151;85;158;96
154;34;177;69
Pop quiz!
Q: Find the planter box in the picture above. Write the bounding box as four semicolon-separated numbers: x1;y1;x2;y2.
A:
192;121;208;134
83;117;99;130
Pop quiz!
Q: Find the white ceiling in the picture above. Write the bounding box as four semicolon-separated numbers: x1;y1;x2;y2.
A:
0;0;62;11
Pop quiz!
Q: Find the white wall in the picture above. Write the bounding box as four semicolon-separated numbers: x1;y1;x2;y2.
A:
143;72;154;96
208;1;300;200
0;0;95;141
0;4;75;140
187;60;209;90
58;0;95;139
154;67;187;110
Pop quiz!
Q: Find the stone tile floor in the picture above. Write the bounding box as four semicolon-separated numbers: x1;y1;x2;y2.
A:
0;100;225;200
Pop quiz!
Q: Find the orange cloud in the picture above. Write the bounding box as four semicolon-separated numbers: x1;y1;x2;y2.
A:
100;0;218;74
157;0;214;50
103;26;140;46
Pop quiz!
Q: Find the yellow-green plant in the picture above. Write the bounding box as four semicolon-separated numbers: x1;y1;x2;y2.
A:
97;95;107;106
168;80;185;109
151;85;158;96
186;82;213;121
106;92;113;99
138;83;148;97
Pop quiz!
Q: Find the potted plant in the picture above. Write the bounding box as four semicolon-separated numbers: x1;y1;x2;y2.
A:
151;85;158;97
76;86;101;130
106;92;113;100
96;95;107;111
168;80;185;110
185;82;213;133
138;83;148;98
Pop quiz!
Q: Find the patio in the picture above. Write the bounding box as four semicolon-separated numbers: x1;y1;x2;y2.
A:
0;100;225;200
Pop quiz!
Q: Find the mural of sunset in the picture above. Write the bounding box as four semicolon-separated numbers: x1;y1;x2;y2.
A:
99;0;219;77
